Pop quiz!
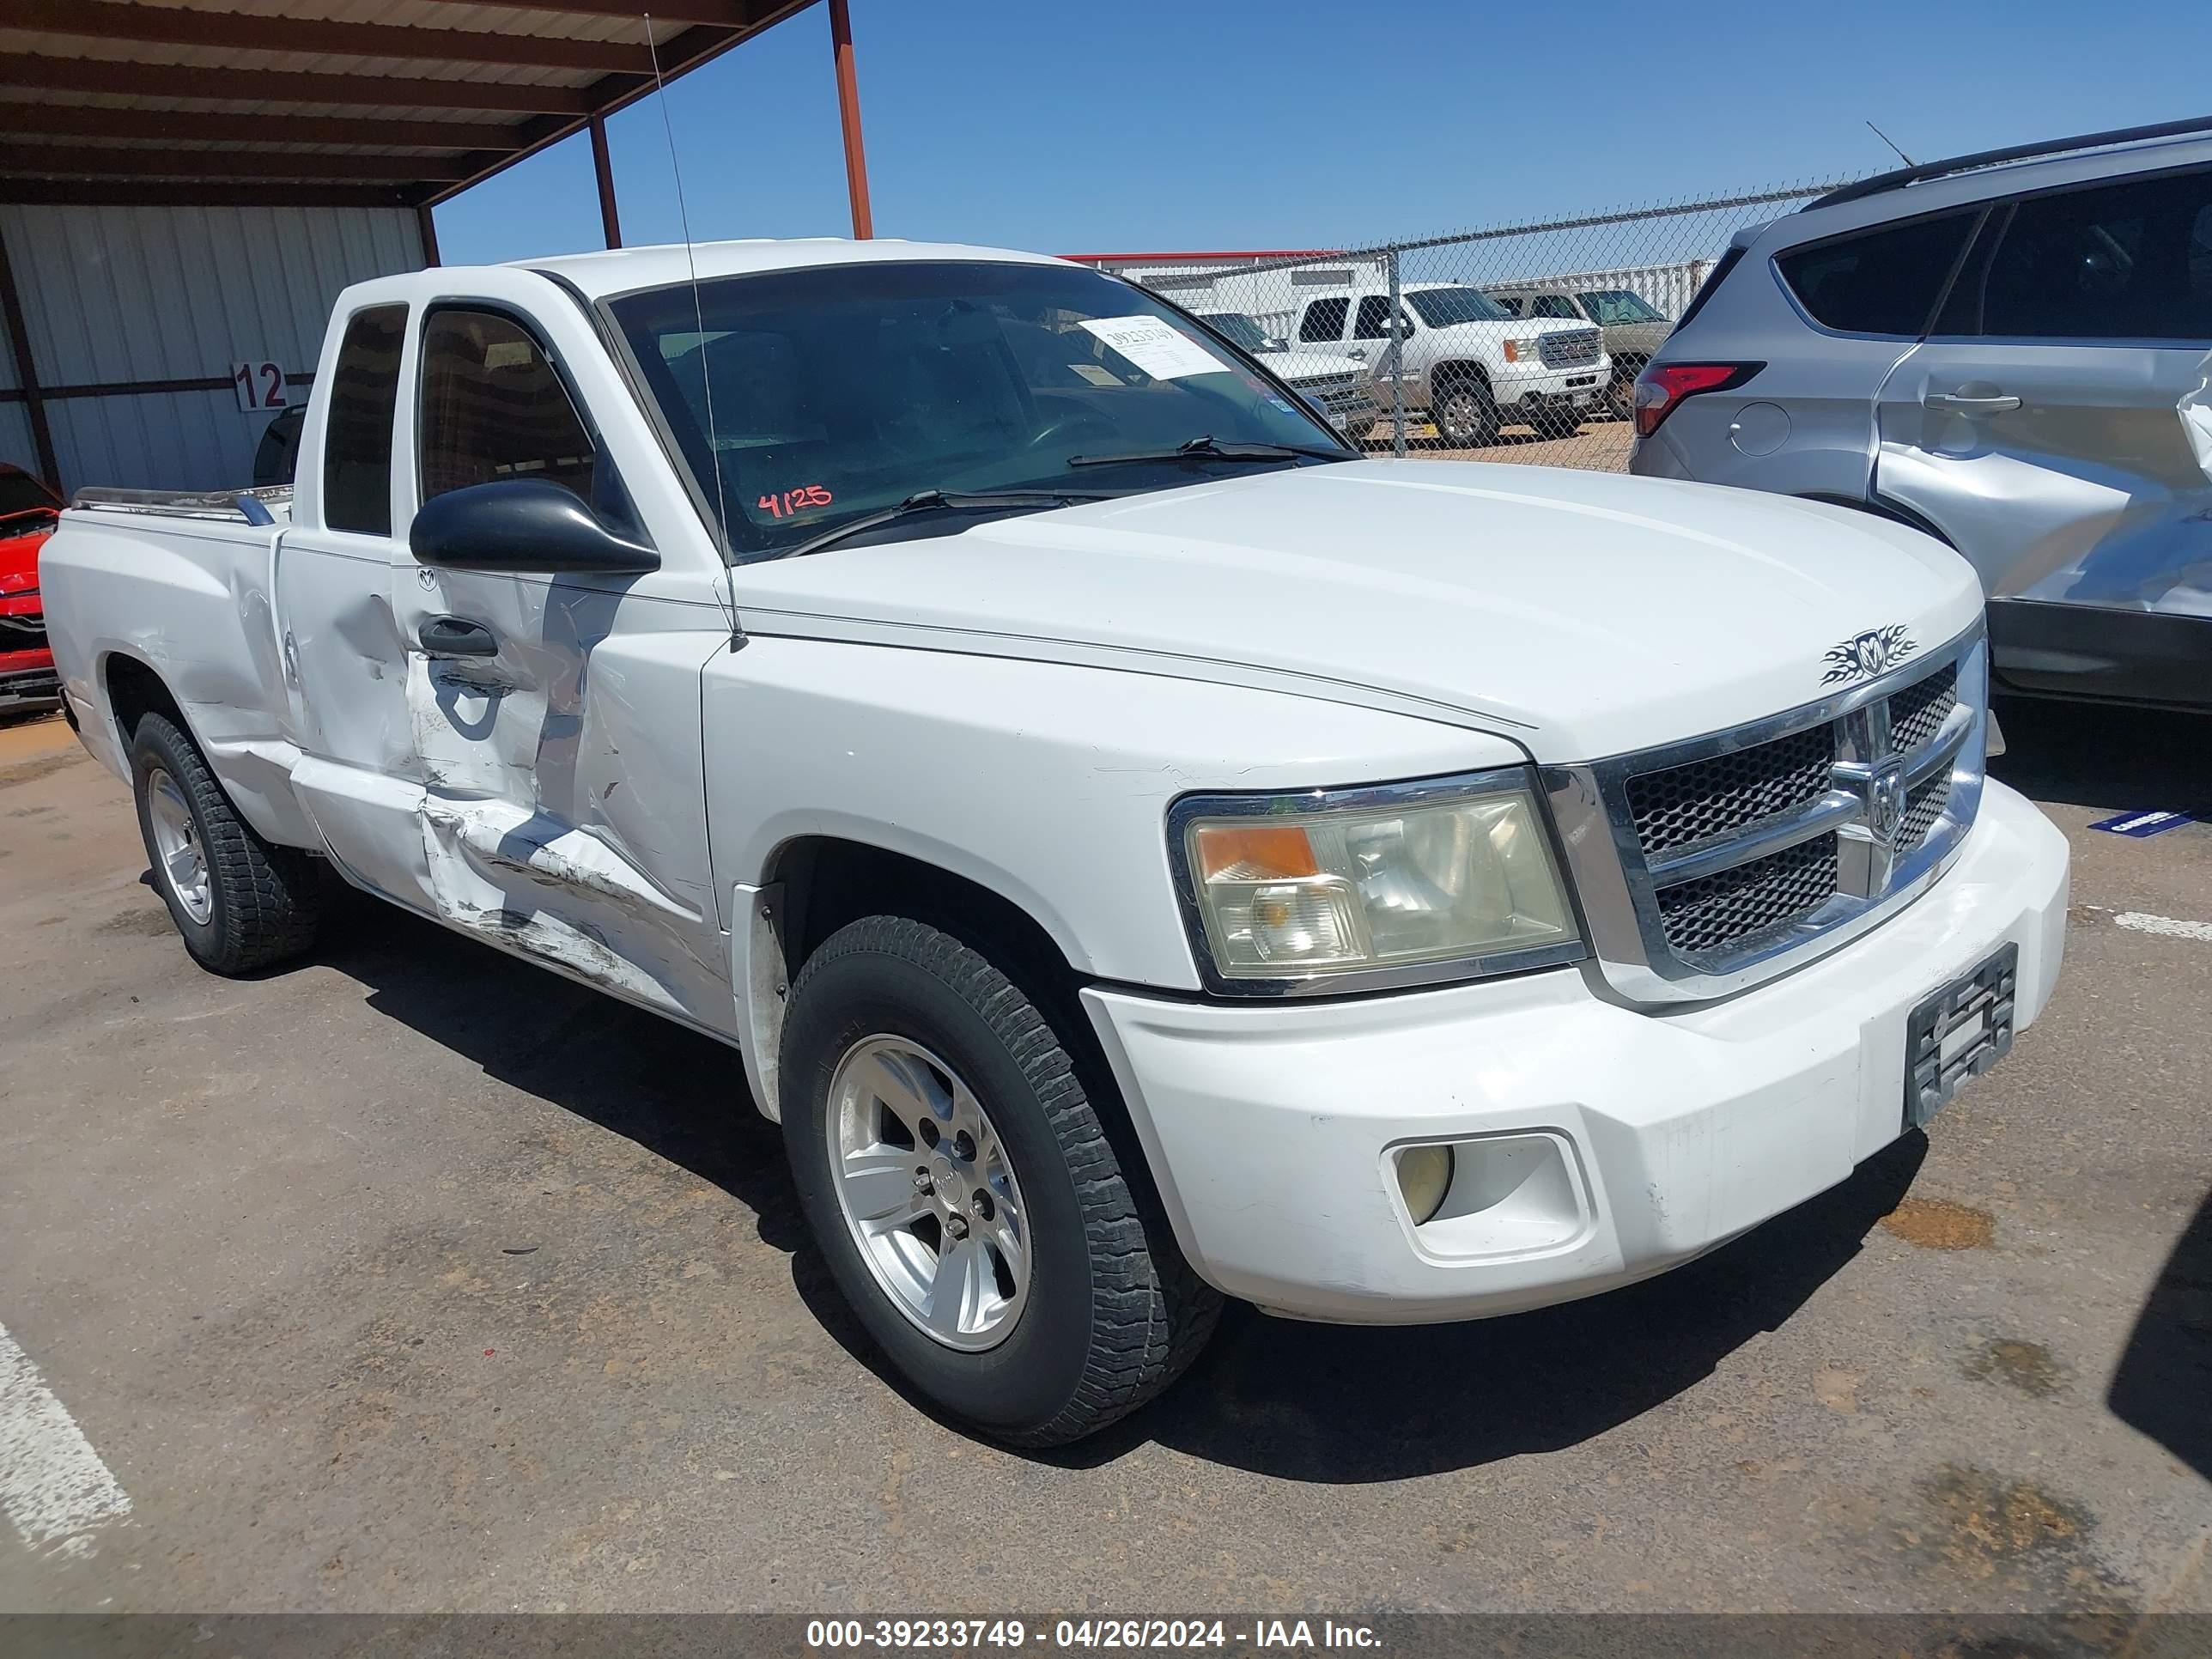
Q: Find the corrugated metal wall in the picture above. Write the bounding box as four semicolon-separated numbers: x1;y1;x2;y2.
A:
0;204;423;495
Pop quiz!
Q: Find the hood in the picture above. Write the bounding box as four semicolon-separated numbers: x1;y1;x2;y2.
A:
732;461;1984;763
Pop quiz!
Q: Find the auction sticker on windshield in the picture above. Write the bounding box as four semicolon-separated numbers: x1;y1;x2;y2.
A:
1079;316;1230;381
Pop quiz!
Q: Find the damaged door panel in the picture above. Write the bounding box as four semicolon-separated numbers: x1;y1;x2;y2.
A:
397;299;735;1031
394;565;732;1024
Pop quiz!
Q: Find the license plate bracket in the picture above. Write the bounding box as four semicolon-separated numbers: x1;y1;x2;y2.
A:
1904;942;2019;1131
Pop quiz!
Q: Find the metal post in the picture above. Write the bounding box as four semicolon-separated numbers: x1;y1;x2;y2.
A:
0;227;60;492
829;0;873;239
415;201;441;267
589;113;621;249
1386;246;1407;458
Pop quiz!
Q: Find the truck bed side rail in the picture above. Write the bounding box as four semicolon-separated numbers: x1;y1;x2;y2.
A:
70;486;295;527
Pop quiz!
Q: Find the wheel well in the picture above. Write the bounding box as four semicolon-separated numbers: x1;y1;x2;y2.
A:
758;836;1176;1239
1431;360;1492;394
104;654;185;750
768;836;1084;1014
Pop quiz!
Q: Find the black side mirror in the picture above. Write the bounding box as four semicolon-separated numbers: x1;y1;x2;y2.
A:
409;478;659;574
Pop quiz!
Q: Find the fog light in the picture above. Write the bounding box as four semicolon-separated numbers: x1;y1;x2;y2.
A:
1395;1145;1454;1225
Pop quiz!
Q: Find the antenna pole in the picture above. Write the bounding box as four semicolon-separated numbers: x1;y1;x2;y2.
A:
642;13;729;555
1866;119;1917;167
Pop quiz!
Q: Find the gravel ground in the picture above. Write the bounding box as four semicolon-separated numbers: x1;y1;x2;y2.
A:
0;698;2206;1626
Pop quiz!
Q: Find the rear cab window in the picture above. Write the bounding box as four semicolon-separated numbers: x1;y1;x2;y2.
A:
321;304;407;535
1775;210;1978;336
1297;297;1351;343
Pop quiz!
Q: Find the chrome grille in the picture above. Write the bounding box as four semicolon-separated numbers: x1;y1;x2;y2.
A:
1899;771;1951;854
1539;329;1602;369
1656;833;1838;957
1545;629;1990;1002
1626;724;1835;855
1888;663;1957;753
0;612;46;652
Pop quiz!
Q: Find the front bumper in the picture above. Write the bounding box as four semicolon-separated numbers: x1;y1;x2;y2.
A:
0;656;59;711
1083;779;2068;1323
1494;360;1608;411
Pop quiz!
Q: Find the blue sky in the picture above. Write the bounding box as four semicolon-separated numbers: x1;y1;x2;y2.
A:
429;0;2212;265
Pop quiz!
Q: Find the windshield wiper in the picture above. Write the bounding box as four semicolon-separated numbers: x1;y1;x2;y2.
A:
777;489;1119;560
1064;434;1352;469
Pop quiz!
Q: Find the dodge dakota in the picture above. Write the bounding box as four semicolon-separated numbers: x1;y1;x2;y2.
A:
39;240;2069;1445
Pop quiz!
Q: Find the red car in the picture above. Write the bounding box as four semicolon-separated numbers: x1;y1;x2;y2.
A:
0;464;62;717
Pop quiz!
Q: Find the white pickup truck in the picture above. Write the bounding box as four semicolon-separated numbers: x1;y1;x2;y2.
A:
41;239;2069;1446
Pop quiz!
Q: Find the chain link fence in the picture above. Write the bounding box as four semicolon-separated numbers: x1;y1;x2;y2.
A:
1074;180;1865;473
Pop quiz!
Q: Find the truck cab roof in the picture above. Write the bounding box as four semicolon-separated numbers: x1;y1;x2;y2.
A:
516;237;1071;301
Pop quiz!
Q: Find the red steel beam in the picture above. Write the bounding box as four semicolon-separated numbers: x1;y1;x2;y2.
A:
0;145;471;183
589;114;621;249
418;0;751;20
0;56;592;114
0;1;654;75
0;178;416;208
25;105;508;152
828;0;872;239
426;3;819;207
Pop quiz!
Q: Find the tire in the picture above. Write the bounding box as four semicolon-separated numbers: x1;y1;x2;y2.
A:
1533;404;1583;440
1605;365;1638;422
1432;377;1498;447
130;711;323;975
780;915;1221;1446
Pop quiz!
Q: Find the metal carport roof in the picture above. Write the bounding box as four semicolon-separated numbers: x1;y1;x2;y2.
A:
0;0;878;492
0;1;830;220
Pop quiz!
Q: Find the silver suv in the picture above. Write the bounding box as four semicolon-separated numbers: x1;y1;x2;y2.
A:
1632;120;2212;710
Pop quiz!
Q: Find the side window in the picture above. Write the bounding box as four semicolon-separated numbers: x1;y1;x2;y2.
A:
418;309;596;506
1352;296;1407;339
321;304;406;536
1530;295;1580;319
1492;295;1526;317
1978;169;2212;342
1775;210;1977;336
1297;297;1350;343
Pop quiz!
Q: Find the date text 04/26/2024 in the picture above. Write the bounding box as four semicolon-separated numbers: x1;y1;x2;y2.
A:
804;1620;1383;1650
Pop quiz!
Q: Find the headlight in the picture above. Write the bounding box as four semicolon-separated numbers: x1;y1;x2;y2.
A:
1502;337;1544;363
1170;770;1583;994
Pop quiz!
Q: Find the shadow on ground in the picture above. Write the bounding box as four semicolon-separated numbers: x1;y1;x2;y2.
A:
1990;696;2212;817
1077;1135;1925;1480
2110;1188;2212;1484
309;893;1930;1482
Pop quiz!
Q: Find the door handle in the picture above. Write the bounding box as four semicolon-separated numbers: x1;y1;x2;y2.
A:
417;615;498;658
1923;391;2021;414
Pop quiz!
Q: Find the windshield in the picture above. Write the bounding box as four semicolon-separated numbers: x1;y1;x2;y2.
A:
1405;285;1511;327
606;262;1346;559
1577;289;1668;325
1198;312;1273;353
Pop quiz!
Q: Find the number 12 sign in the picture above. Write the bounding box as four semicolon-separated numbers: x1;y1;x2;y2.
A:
232;361;288;412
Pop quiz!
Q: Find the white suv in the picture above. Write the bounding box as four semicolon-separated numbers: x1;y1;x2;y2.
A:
1291;280;1610;444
